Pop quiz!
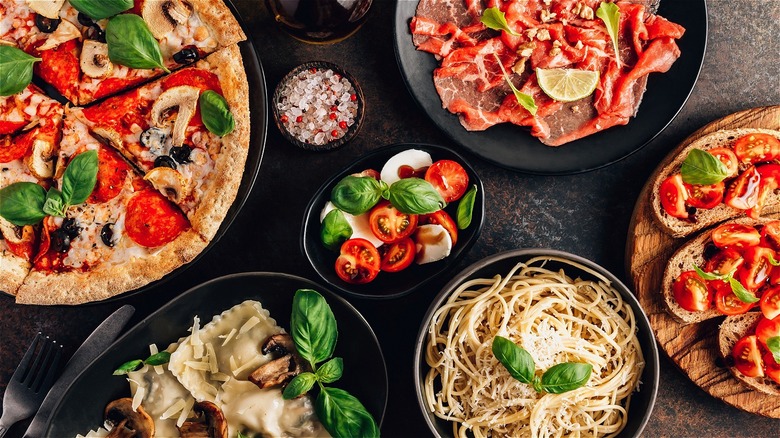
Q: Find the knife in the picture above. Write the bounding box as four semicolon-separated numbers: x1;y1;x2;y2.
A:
23;305;135;438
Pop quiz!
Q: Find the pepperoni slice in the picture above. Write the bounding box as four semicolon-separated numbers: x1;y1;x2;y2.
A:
0;121;27;135
0;129;35;163
162;69;222;94
35;40;80;102
4;226;36;261
125;190;190;248
81;89;152;136
33;217;69;272
92;76;149;102
88;147;130;204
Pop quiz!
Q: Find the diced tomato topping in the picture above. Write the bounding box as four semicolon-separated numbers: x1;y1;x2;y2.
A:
659;174;688;219
684;182;724;209
708;147;739;178
760;286;780;320
763;351;780;385
714;281;753;315
704;248;744;276
733;133;780;165
732;335;764;378
725;166;761;210
672;271;711;312
738;246;775;291
755;316;780;349
711;223;760;249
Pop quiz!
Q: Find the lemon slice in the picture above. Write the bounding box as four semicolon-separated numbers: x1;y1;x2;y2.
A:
536;68;600;103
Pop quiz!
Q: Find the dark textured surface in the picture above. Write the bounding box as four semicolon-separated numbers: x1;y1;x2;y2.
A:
1;0;779;436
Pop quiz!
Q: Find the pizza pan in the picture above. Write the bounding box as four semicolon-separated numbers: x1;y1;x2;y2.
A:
301;142;485;300
393;0;707;175
43;272;387;436
414;248;659;438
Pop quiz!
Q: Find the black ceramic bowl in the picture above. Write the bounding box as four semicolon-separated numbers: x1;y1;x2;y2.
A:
272;61;365;151
414;249;659;438
44;272;387;436
301;143;485;299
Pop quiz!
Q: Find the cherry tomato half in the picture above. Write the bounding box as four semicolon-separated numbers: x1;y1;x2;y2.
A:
420;210;458;246
659;174;689;219
425;160;469;203
335;238;380;284
685;182;724;209
725;166;761;210
379;238;416;273
733;133;780;165
760;221;780;251
368;201;418;243
673;271;712;312
732;335;764;378
704;248;744;276
748;164;780;218
760;286;780;320
711;223;760;249
708;147;739;178
763;351;780;385
738;246;775;291
755;316;780;348
714;281;753;315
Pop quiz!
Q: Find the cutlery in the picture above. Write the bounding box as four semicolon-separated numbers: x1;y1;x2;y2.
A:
23;305;135;438
0;333;62;437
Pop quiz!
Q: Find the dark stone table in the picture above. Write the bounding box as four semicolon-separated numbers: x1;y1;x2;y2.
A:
1;0;779;436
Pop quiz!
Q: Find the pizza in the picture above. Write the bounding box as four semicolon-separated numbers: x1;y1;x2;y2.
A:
0;2;250;305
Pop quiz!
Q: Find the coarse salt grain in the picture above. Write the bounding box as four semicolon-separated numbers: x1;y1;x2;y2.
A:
277;68;359;146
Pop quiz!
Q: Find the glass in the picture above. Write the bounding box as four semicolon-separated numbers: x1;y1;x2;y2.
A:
266;0;373;44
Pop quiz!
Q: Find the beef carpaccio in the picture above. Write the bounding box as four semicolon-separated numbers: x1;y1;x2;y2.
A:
410;0;685;146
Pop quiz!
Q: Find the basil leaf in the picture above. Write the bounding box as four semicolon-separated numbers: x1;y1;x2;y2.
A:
237;432;249;438
144;351;171;366
480;7;521;36
387;178;445;215
282;372;317;400
492;336;535;384
540;362;592;394
331;176;383;215
457;185;477;230
0;182;47;226
493;53;537;115
316;387;379;438
42;189;66;217
728;277;759;303
107;14;169;72
291;289;338;365
321;209;353;251
62;150;99;205
112;359;143;375
681;149;729;185
531;375;543;393
316;357;344;384
70;0;133;20
693;265;725;281
200;90;235;137
0;46;41;96
767;336;780;364
596;1;622;69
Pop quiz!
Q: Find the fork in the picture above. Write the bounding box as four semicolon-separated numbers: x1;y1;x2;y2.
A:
0;333;62;438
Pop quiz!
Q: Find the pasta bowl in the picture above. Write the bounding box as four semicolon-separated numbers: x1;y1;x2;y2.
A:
414;249;659;438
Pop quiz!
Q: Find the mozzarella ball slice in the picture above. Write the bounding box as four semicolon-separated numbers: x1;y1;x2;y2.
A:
414;224;452;264
380;149;432;185
319;202;384;247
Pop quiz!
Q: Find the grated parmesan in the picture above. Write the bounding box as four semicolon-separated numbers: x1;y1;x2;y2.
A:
160;398;187;420
149;344;163;375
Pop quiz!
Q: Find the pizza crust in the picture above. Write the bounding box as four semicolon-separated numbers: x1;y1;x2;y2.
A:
15;230;207;305
188;0;247;48
0;250;30;296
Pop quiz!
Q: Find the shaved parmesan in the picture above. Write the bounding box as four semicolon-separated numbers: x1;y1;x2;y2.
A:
159;398;186;420
220;328;237;346
149;344;163;375
176;397;196;428
238;315;260;337
211;372;230;382
131;385;145;411
206;343;218;373
184;360;211;371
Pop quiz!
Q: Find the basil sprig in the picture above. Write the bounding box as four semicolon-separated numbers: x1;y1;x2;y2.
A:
107;14;169;72
0;151;98;226
596;1;622;69
0;46;41;96
70;0;133;20
200;90;235;137
681;149;729;185
492;335;592;394
767;336;780;364
321;209;353;251
693;266;759;304
283;289;378;438
387;178;445;215
113;351;171;375
331;176;386;215
457;185;477;230
480;7;521;36
494;53;537;115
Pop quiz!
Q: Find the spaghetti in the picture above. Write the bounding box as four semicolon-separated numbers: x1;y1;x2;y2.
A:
423;256;643;438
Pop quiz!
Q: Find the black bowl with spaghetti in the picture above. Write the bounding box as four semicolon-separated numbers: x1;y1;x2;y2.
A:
414;249;659;438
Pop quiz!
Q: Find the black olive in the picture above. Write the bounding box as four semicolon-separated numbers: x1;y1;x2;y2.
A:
154;155;177;169
100;223;115;247
169;146;191;164
61;218;81;240
77;12;94;27
173;47;200;65
51;229;71;253
35;16;60;33
84;25;106;43
703;242;719;261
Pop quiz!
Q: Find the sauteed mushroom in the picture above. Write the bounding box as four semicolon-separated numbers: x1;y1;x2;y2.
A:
104;398;155;438
248;354;303;389
177;401;228;438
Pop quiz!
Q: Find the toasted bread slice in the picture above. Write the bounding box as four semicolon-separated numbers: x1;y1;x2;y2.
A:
662;216;780;324
718;312;780;396
650;128;780;238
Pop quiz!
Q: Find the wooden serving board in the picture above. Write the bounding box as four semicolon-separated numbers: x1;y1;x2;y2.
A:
626;106;780;417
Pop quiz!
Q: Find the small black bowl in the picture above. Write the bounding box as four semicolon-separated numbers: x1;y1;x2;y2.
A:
414;249;660;438
301;143;485;299
272;61;365;151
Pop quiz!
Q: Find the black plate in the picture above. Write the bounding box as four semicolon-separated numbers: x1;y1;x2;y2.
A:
414;249;660;437
44;272;388;436
1;1;268;303
394;1;707;175
301;143;485;299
